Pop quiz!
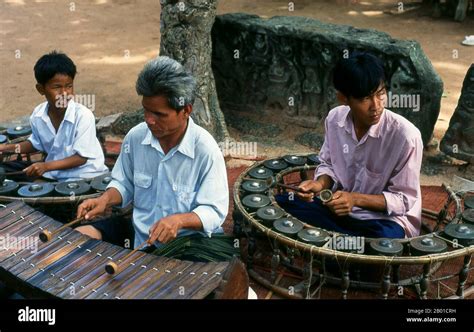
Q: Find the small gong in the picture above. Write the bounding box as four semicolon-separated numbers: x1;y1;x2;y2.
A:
282;155;307;167
55;181;91;196
0;134;7;144
464;194;474;210
6;125;32;139
18;183;55;198
444;223;474;247
248;167;273;180
409;236;448;256
263;159;289;171
297;228;329;247
241;179;269;194
369;238;403;256
256;206;285;227
462;209;474;224
91;173;113;192
241;194;271;211
273;217;304;238
0;180;19;196
307;154;320;165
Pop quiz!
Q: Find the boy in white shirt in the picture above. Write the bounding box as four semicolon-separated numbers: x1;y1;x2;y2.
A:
0;51;108;181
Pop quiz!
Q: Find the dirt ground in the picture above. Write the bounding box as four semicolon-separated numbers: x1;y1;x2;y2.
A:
0;0;473;185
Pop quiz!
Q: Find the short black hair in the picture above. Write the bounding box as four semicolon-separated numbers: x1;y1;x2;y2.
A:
332;51;385;99
34;51;77;85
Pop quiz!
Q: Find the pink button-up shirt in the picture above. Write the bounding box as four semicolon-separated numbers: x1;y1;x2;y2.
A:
315;105;423;237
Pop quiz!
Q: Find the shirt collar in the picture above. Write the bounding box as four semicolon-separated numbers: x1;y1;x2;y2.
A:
36;99;77;124
337;107;385;139
141;117;196;159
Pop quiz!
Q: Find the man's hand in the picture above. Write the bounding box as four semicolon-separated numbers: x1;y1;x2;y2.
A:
297;180;323;202
23;162;50;177
77;197;108;221
324;191;355;216
148;214;183;244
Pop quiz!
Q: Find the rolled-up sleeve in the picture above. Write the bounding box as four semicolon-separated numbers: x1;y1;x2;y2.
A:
192;149;229;237
383;136;423;216
314;117;339;191
107;135;134;208
72;112;100;159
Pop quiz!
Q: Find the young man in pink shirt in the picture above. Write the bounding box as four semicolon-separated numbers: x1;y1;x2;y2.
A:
277;52;423;238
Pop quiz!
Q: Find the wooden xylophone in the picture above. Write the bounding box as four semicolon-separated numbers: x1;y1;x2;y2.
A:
0;202;248;299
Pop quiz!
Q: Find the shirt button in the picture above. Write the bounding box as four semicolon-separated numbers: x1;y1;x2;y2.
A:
172;184;177;191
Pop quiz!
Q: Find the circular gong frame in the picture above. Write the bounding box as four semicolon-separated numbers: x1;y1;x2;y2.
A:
234;156;471;264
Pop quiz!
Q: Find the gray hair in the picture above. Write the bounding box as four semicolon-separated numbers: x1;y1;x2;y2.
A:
136;56;197;110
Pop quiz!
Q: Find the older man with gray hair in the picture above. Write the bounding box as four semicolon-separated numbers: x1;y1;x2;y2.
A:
76;56;236;262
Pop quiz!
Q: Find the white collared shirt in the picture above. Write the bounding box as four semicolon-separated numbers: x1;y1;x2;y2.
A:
28;100;109;181
107;117;229;249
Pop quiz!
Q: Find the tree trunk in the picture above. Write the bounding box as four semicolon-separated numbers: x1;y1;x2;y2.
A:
160;0;229;142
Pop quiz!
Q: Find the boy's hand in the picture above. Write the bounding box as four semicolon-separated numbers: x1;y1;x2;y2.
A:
297;180;323;202
23;162;49;177
324;191;354;216
77;197;108;221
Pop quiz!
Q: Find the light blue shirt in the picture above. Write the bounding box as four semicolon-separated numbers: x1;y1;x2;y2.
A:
107;117;229;249
28;100;109;181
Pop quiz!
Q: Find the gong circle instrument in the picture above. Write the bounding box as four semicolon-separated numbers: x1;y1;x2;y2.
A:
297;228;329;247
263;159;288;172
241;179;270;195
6;126;32;139
0;180;19;196
91;173;113;192
273;217;304;239
0;172;112;205
464;194;474;210
18;183;55;198
55;181;91;197
241;194;271;211
234;153;474;299
368;238;403;256
282;155;307;167
0;134;7;144
248;167;273;180
0;202;249;299
462;209;474;224
443;223;474;247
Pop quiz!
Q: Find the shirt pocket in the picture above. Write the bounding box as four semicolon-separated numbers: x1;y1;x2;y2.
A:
133;172;153;210
355;166;385;194
172;184;197;213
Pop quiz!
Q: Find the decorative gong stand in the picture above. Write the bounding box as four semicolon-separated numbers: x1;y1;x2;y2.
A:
233;154;474;299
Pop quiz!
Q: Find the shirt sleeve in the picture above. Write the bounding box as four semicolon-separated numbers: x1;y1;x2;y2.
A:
27;116;44;152
107;134;134;208
192;149;229;237
314;116;339;192
383;135;423;216
72;111;100;159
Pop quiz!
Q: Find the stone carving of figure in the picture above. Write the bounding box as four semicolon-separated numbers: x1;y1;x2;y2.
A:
300;41;323;117
244;31;270;110
264;38;301;116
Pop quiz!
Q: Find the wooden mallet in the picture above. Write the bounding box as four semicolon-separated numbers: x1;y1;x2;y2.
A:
105;240;148;275
0;167;26;186
39;216;85;242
